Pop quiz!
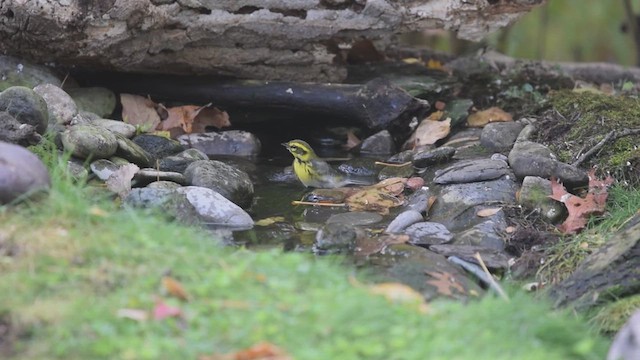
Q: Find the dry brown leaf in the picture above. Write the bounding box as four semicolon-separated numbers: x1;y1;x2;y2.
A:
414;117;451;146
116;308;148;322
476;207;502;217
549;170;614;234
162;276;190;301
425;271;466;297
121;94;161;132
157;103;230;139
426;59;445;71
345;178;407;215
343;129;361;150
368;282;429;313
467;107;513;127
199;342;293;360
105;164;139;198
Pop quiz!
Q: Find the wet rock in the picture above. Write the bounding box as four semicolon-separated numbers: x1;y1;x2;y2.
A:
480;121;524;152
147;181;182;190
0;111;40;145
67;158;89;181
90;159;120;181
33;84;77;126
0;86;48;134
158;148;209;173
405;222;453;246
443;98;474;127
61;124;118;160
433;158;511;184
519;176;565;222
442;128;482;149
386;149;415;164
302;206;347;224
114;134;153;167
123;187;175;208
452;214;508;250
0;141;51;204
178;130;261;157
412;146;456;168
368;244;482;301
304;189;347;203
378;162;414;180
0;55;62;91
509;140;589;188
327;211;382;226
135;169;186;185
338;157;379;177
184;160;254;208
132;134;185;159
360;130;395;154
315;222;357;253
91;119;137;138
66;87;116;118
386;210;424;233
404;187;432;213
429;176;518;231
175;186;254;227
430;244;510;269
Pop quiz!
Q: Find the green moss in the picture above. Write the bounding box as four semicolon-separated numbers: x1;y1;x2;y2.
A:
590;295;640;333
544;90;640;180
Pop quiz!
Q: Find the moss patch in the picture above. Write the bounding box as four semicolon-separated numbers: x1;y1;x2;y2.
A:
536;90;640;182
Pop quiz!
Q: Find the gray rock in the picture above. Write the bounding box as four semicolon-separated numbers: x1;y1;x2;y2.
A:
315;222;357;253
412;146;456;168
433;158;511;184
71;111;101;125
90;159;120;181
452;215;508;250
178;130;261;157
442;128;482;149
385;210;424;233
147;181;182;190
91;118;137;138
135;169;186;185
431;244;510;269
66;158;89;181
175;186;254;227
184;160;254;208
0;86;48;134
302;206;347;224
61;124;118;160
443;98;474;127
132;134;185;159
386;150;415;164
114;134;153;167
326;211;383;226
124;187;175;208
405;222;453;246
519;176;565;222
360;130;395;154
66;87;116;118
480;121;525;152
0;111;40;145
404;188;431;213
429;176;518;231
0;141;51;204
33;83;77;126
508;140;589;188
0;55;62;91
607;310;640;360
158;148;209;173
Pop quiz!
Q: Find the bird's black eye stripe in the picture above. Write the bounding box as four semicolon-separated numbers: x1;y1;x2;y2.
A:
291;145;307;155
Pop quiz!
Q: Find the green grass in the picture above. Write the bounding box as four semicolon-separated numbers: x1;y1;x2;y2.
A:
0;149;610;359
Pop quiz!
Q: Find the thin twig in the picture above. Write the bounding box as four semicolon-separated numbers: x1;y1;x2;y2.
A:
374;161;412;167
291;200;347;207
474;252;509;301
572;128;640;167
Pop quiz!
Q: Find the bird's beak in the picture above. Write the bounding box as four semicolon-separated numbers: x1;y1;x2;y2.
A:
281;142;290;149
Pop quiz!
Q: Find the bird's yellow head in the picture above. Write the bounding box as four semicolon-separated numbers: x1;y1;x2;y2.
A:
282;139;317;162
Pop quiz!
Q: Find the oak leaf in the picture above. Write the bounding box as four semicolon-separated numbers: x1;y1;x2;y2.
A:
121;94;161;132
466;106;512;127
157;103;231;138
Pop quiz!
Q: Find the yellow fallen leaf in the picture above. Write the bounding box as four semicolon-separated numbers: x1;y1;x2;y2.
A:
255;216;286;227
413;117;451;146
162;276;190;301
467;107;512;127
368;282;430;313
402;57;423;65
476;207;502;217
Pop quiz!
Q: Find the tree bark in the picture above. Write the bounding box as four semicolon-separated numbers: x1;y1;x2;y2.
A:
0;0;544;82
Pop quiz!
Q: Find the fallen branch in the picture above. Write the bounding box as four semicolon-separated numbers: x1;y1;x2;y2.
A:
572;128;640;167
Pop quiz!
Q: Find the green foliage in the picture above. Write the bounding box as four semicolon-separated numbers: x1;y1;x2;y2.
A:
0;168;610;359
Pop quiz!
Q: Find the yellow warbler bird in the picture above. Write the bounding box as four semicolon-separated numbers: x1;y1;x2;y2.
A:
282;139;369;188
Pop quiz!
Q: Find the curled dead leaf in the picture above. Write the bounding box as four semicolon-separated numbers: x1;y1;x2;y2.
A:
467;107;512;127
